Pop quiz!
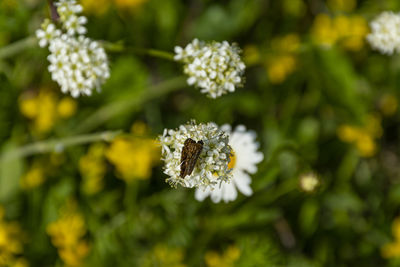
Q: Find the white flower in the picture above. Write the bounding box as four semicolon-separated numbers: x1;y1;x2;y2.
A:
35;20;61;48
159;120;233;188
36;0;110;97
174;39;245;98
55;0;87;35
366;11;400;55
195;125;263;203
47;35;110;97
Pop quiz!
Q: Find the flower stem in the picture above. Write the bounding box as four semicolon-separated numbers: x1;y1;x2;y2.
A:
0;36;37;60
0;130;122;161
73;76;187;134
102;41;175;61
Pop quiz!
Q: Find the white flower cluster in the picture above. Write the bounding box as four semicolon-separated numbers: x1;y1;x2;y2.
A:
159;120;233;188
195;125;264;203
36;0;110;97
366;11;400;55
174;39;245;99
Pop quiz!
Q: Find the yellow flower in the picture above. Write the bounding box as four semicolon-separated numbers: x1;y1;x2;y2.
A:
106;122;160;183
266;55;296;84
382;218;400;258
311;14;368;51
382;242;400;259
47;200;90;267
392;217;400;241
106;137;160;182
79;143;106;195
81;0;111;15
142;244;186;267
0;206;26;267
337;114;382;157
379;94;398;116
58;241;90;267
57;97;77;119
205;245;240;267
311;14;338;47
355;133;376;157
20;163;45;190
338;16;369;51
34;91;58;134
333;15;350;37
19;89;78;135
265;34;299;84
337;125;362;143
19;97;38;119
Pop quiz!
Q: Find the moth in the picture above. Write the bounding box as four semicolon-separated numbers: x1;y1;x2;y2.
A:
180;138;204;178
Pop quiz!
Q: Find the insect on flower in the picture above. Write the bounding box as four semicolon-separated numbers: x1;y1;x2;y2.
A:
180;138;203;178
159;120;232;188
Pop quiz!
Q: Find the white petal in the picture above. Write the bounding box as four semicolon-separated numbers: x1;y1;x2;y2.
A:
39;39;47;47
210;187;223;203
187;76;196;85
233;170;253;196
221;182;237;203
195;188;210;201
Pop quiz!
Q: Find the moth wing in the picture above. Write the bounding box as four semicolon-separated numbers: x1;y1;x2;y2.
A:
184;142;203;177
180;138;196;178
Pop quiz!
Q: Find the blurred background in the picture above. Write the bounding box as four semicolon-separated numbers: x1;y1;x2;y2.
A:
2;0;400;266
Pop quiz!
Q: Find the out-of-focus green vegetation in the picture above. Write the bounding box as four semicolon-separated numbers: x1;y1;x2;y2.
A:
2;0;400;266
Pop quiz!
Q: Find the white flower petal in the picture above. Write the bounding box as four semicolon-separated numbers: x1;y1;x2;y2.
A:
195;188;210;201
193;124;263;203
233;170;253;196
211;187;223;203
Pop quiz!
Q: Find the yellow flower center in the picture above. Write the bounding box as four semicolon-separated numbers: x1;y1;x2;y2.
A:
228;150;236;169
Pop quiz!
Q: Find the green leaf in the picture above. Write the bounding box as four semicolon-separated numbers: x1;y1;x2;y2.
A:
0;140;24;201
299;199;319;236
312;47;366;120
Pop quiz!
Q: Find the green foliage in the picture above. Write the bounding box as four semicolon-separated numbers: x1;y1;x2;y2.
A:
0;0;400;266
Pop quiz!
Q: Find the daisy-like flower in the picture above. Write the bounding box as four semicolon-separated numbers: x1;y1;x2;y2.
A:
195;125;263;203
366;11;400;55
174;39;245;99
159;120;233;188
36;0;110;97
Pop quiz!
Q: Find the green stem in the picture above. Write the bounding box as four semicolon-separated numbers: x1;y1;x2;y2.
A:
0;36;37;59
262;178;298;204
102;41;175;61
73;76;187;134
124;182;138;214
268;141;299;161
0;130;122;161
